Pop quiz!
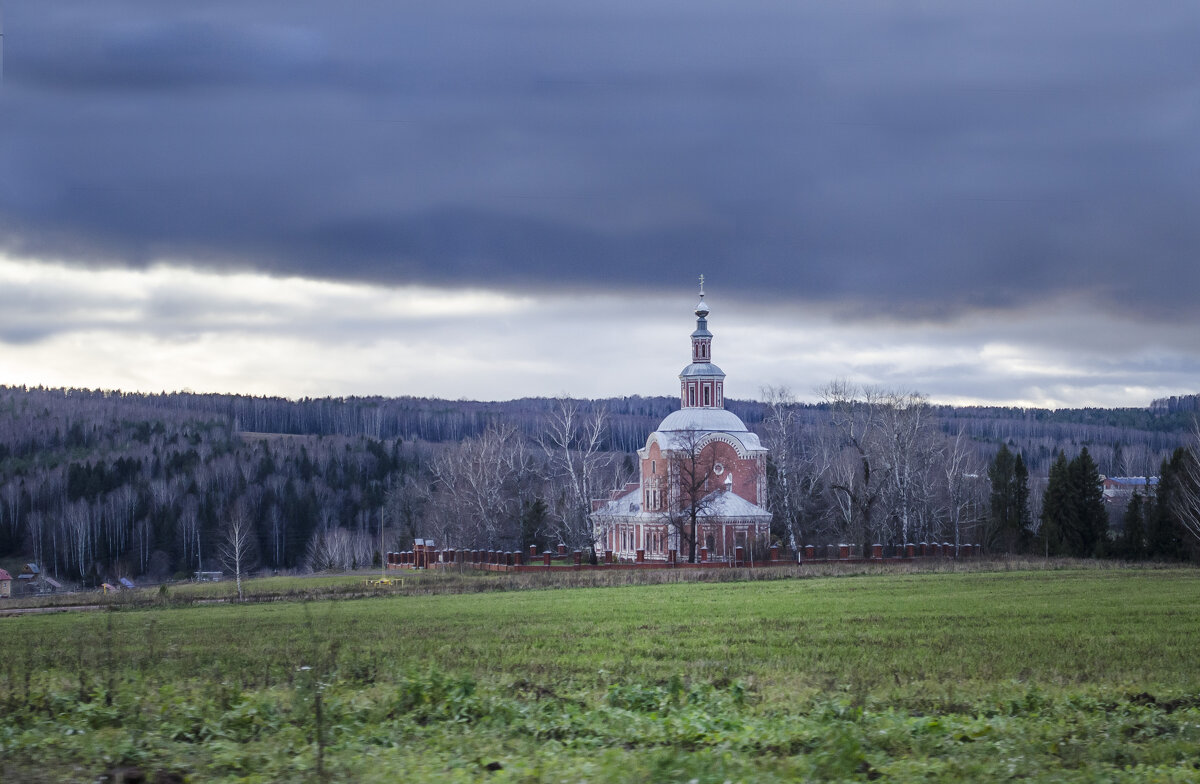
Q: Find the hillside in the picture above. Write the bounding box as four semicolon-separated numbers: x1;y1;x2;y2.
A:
1;385;1196;583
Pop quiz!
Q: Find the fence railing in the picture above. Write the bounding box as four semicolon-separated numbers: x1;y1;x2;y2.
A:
385;541;984;573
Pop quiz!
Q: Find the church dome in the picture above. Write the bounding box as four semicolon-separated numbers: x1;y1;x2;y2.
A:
657;407;748;433
652;408;766;455
679;362;725;378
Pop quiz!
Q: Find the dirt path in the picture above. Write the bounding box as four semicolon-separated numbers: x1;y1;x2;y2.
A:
0;604;103;617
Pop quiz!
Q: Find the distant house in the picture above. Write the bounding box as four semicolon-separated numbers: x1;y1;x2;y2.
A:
13;565;63;595
16;564;40;595
194;571;223;582
0;568;11;598
118;577;136;590
1101;476;1158;503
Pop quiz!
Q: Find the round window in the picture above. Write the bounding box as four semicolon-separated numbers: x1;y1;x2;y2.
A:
713;462;725;475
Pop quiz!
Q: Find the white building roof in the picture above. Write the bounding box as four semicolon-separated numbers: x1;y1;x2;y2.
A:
646;408;766;455
696;488;772;520
591;486;771;523
679;362;725;378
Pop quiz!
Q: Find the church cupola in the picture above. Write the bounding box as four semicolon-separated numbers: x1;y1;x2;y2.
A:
679;275;726;410
692;277;712;364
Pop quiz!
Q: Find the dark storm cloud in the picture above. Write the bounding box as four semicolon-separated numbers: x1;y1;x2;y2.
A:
3;0;1200;320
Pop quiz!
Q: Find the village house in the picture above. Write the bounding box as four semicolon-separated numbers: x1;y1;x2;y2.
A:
591;281;772;562
0;568;11;598
1101;476;1158;503
16;563;39;594
14;563;62;595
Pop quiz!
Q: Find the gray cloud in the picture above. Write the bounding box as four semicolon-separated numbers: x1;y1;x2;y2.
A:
2;0;1199;323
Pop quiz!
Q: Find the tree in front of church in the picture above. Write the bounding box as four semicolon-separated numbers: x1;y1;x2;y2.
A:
660;428;719;563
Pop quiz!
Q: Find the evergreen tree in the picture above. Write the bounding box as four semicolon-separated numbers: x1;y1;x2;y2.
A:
1148;451;1186;560
1120;491;1146;560
1014;453;1032;539
1040;453;1071;556
988;444;1031;553
1066;447;1108;557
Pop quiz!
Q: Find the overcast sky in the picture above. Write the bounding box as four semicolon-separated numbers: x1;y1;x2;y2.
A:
2;1;1199;407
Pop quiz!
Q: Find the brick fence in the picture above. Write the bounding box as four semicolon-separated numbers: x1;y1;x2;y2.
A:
385;541;984;573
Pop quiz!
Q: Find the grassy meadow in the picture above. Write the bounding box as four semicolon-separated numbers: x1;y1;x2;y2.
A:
2;567;1200;782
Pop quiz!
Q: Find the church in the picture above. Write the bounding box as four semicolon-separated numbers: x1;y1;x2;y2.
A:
591;281;773;562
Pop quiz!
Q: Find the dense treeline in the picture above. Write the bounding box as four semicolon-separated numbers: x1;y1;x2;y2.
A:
1;384;1199;583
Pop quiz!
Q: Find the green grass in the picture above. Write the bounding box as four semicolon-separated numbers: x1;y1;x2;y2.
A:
3;568;1200;782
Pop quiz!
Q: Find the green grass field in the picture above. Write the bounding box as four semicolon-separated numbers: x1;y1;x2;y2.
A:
3;567;1200;782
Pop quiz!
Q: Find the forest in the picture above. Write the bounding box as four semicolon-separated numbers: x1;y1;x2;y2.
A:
1;383;1198;585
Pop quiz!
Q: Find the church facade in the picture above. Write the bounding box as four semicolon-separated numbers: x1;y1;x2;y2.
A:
591;282;773;562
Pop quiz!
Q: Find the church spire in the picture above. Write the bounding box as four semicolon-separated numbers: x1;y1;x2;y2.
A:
691;274;711;364
679;276;725;410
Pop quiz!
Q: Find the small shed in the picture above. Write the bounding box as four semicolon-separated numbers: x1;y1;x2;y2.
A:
118;577;136;590
43;577;63;593
0;568;12;598
101;582;119;594
17;564;41;595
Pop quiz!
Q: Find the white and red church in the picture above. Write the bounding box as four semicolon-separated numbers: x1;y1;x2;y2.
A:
591;281;773;562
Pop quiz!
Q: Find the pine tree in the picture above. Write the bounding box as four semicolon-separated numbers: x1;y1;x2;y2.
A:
1121;491;1146;560
988;444;1031;553
1014;453;1032;543
1040;453;1071;556
1148;451;1186;560
1067;447;1108;557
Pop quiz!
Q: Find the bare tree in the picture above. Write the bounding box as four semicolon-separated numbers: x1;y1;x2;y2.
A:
1;481;22;547
428;423;532;549
761;386;803;549
538;398;613;559
877;391;938;545
1169;422;1200;545
943;428;984;553
659;428;719;563
819;381;888;547
384;473;425;550
219;499;258;601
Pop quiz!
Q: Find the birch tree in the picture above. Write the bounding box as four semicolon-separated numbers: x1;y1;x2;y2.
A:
538;398;613;558
820;381;888;546
219;499;258;601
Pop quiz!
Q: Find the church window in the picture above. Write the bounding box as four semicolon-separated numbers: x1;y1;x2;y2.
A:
703;385;711;406
688;385;696;406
